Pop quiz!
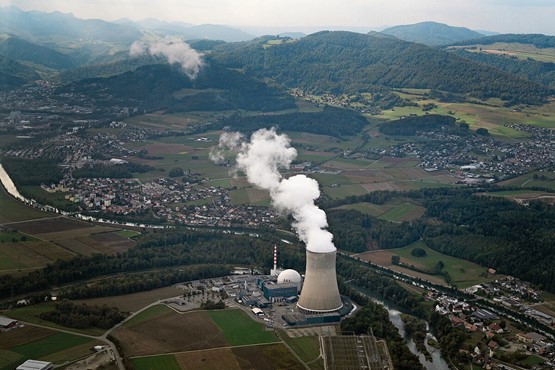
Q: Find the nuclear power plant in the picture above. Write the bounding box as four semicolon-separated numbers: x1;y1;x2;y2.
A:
297;249;343;313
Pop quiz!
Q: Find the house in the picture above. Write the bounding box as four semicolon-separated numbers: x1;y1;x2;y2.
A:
487;341;498;350
465;323;478;332
488;323;503;334
516;333;533;344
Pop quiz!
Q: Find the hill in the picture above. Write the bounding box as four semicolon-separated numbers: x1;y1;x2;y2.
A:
0;6;141;45
59;61;295;112
0;35;77;70
381;21;484;46
213;31;551;105
0;55;40;90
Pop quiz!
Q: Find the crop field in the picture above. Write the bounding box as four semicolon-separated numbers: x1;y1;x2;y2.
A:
357;242;496;288
125;112;209;130
0;325;98;369
208;309;278;346
9;217;94;235
0;239;73;273
378;203;426;222
113;308;227;356
498;171;555;191
0;184;51;223
131;354;182;370
132;343;304;370
335;202;394;217
73;287;182;312
229;187;271;206
455;43;555;63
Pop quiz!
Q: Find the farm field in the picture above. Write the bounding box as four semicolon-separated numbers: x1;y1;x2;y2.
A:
0;183;51;223
113;308;228;356
131;343;304;370
0;325;100;369
207;309;278;346
498;171;555;192
0;239;73;274
73;286;183;312
356;242;496;288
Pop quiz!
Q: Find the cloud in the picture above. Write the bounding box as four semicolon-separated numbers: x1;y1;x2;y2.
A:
211;128;336;253
129;36;204;79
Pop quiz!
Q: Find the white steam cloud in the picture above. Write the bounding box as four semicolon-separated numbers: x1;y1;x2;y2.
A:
130;36;204;79
211;128;335;253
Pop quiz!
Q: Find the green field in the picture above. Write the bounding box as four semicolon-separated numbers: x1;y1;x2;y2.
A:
208;309;278;346
131;354;182;370
12;332;93;358
386;241;494;288
0;184;51;223
278;331;323;370
123;304;173;327
379;203;426;222
0;327;98;370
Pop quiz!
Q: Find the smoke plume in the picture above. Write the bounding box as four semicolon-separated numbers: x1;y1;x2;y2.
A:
212;128;335;253
130;36;204;79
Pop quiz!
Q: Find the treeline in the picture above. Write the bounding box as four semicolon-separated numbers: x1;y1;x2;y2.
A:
72;162;153;179
0;231;305;299
1;157;63;186
379;114;470;136
451;49;555;90
214;31;550;105
340;286;424;370
40;301;126;330
215;106;369;137
59;265;230;299
447;34;555;49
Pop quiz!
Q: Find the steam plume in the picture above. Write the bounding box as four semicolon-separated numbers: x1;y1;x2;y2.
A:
130;36;204;79
212;128;335;253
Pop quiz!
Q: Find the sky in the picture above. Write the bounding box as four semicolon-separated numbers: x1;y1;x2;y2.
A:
2;0;555;35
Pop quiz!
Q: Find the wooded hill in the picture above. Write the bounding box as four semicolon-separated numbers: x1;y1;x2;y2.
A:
213;31;551;105
58;60;295;112
381;21;484;46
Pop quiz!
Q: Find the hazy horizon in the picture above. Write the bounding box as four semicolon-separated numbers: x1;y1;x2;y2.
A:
1;0;555;36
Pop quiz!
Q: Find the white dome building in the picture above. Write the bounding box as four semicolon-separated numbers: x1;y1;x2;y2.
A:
277;269;302;292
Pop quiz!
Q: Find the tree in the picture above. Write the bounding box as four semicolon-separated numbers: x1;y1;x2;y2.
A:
476;127;489;136
411;248;427;257
168;167;184;178
391;255;401;265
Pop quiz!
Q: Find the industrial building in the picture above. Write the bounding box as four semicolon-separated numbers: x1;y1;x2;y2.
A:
263;282;298;300
16;360;53;370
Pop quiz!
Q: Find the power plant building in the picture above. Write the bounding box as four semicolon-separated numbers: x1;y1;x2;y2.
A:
263;282;298;300
297;250;343;314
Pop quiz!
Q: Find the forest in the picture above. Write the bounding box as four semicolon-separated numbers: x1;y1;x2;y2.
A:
214;31;550;105
378;114;469;136
451;49;555;89
216;106;369;137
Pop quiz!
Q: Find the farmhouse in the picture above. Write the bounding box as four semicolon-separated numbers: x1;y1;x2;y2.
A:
0;315;18;329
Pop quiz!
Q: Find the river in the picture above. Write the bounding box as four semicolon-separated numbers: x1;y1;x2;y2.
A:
0;163;25;201
355;286;450;370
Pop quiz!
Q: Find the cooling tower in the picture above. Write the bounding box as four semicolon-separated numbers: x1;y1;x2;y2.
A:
297;249;343;313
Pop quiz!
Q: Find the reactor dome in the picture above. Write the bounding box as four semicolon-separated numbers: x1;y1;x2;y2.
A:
277;269;302;292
